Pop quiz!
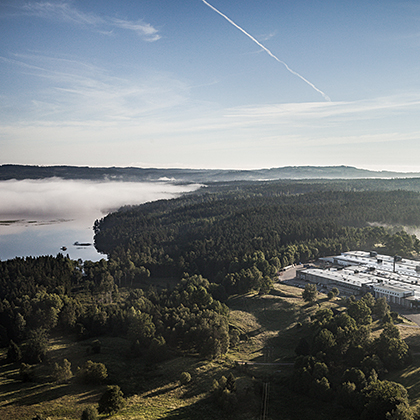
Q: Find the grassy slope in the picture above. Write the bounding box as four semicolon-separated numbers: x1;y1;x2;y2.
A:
2;283;420;419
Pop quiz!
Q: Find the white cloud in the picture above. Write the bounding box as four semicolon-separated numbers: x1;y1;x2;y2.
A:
22;2;102;25
21;2;161;41
0;53;189;122
225;93;420;122
110;18;160;41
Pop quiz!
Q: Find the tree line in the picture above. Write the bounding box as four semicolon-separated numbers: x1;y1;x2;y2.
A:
94;186;420;295
1;261;230;365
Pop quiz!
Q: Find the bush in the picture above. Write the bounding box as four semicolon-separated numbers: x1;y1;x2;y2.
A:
226;372;236;393
24;328;48;364
78;360;107;384
98;385;125;415
229;329;240;348
53;358;72;383
81;406;98;420
179;371;192;385
302;284;317;303
211;375;238;413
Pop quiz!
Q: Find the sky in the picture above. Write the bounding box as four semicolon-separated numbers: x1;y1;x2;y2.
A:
1;0;420;172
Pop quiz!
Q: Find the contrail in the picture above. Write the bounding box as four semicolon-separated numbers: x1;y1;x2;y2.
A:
202;0;331;101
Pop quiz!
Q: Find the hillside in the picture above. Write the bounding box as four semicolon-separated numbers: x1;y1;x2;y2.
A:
0;284;357;420
1;164;420;183
2;282;420;420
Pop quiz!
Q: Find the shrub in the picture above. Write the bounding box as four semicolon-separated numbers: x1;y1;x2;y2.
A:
98;385;125;415
24;328;48;363
78;360;107;384
53;358;72;383
81;406;98;420
179;371;192;385
302;284;317;303
229;329;240;348
211;374;238;412
227;373;237;393
217;388;238;413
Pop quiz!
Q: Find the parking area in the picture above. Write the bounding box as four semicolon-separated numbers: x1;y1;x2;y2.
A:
278;265;307;289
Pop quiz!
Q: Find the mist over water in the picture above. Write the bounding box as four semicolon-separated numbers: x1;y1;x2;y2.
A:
0;179;202;261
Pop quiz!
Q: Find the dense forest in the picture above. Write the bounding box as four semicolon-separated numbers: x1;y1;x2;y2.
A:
0;256;229;360
94;181;420;296
3;178;420;419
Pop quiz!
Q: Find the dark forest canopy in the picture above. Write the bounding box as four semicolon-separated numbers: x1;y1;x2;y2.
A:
93;180;420;295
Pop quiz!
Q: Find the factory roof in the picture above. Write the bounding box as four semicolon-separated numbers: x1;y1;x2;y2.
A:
304;251;420;300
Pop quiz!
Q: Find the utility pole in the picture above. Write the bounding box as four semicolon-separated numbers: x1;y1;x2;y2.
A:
261;382;270;420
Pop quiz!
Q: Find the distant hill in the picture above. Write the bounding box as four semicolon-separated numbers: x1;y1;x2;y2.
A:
0;164;419;182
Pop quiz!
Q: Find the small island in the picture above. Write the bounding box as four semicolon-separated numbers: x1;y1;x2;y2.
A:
73;241;92;247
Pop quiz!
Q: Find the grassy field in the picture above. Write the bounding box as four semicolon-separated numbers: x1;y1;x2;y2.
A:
2;283;420;419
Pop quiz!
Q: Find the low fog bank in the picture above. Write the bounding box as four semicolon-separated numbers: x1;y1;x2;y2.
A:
368;222;420;244
404;226;420;241
0;179;202;225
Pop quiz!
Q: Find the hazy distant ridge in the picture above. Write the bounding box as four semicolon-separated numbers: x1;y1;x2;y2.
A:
0;164;419;182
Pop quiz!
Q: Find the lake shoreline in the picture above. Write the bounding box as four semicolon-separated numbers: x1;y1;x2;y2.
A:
0;179;202;262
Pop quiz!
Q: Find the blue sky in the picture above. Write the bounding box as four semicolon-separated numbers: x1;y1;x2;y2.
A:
1;0;420;171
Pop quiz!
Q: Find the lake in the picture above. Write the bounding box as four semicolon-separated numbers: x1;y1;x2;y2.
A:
0;179;201;262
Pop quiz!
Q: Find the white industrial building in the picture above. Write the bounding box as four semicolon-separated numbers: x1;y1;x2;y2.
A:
297;251;420;308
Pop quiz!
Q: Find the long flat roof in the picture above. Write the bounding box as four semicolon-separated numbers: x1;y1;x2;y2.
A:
340;251;420;278
304;251;420;300
304;266;420;297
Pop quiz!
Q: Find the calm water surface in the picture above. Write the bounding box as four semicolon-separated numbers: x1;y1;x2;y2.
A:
0;217;105;261
0;179;201;262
